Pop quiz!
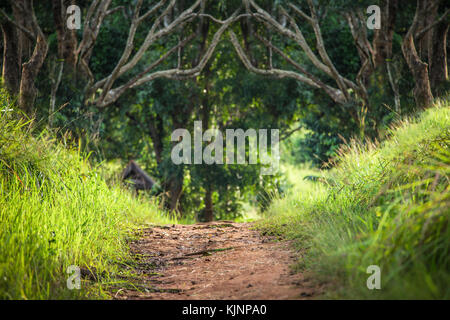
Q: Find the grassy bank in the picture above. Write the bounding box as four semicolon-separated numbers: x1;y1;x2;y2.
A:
258;98;450;299
0;93;173;299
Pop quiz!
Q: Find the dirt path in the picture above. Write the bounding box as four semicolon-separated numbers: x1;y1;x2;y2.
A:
115;221;319;300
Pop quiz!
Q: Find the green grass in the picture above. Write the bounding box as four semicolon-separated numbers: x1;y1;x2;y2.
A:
2;85;449;299
0;91;173;299
257;98;450;299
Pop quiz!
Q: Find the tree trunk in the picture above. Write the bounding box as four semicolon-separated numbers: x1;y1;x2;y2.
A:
1;20;20;95
167;177;183;213
402;34;434;108
19;33;48;115
200;68;214;222
52;0;78;69
204;187;213;222
401;0;434;108
372;0;398;68
429;21;448;93
13;0;32;62
415;0;437;61
148;114;164;165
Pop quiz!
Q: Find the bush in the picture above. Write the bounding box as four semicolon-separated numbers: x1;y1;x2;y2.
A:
0;91;172;299
258;98;450;299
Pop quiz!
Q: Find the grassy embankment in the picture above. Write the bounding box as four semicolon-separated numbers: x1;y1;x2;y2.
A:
0;91;173;299
258;98;449;299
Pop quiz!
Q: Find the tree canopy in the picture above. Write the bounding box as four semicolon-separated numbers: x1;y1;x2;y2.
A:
1;0;448;220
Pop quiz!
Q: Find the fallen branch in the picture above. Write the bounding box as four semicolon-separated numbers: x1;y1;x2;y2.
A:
160;247;237;261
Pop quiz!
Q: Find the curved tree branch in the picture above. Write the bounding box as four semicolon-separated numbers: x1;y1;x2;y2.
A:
93;8;242;108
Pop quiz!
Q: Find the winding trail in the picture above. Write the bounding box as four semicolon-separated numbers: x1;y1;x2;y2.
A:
115;221;320;300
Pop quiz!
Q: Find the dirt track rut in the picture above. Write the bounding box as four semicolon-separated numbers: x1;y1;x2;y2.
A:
115;221;319;300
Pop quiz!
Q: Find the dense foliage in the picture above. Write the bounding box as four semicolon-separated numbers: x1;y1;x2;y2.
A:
1;0;447;219
258;100;450;298
0;0;449;300
0;90;172;299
